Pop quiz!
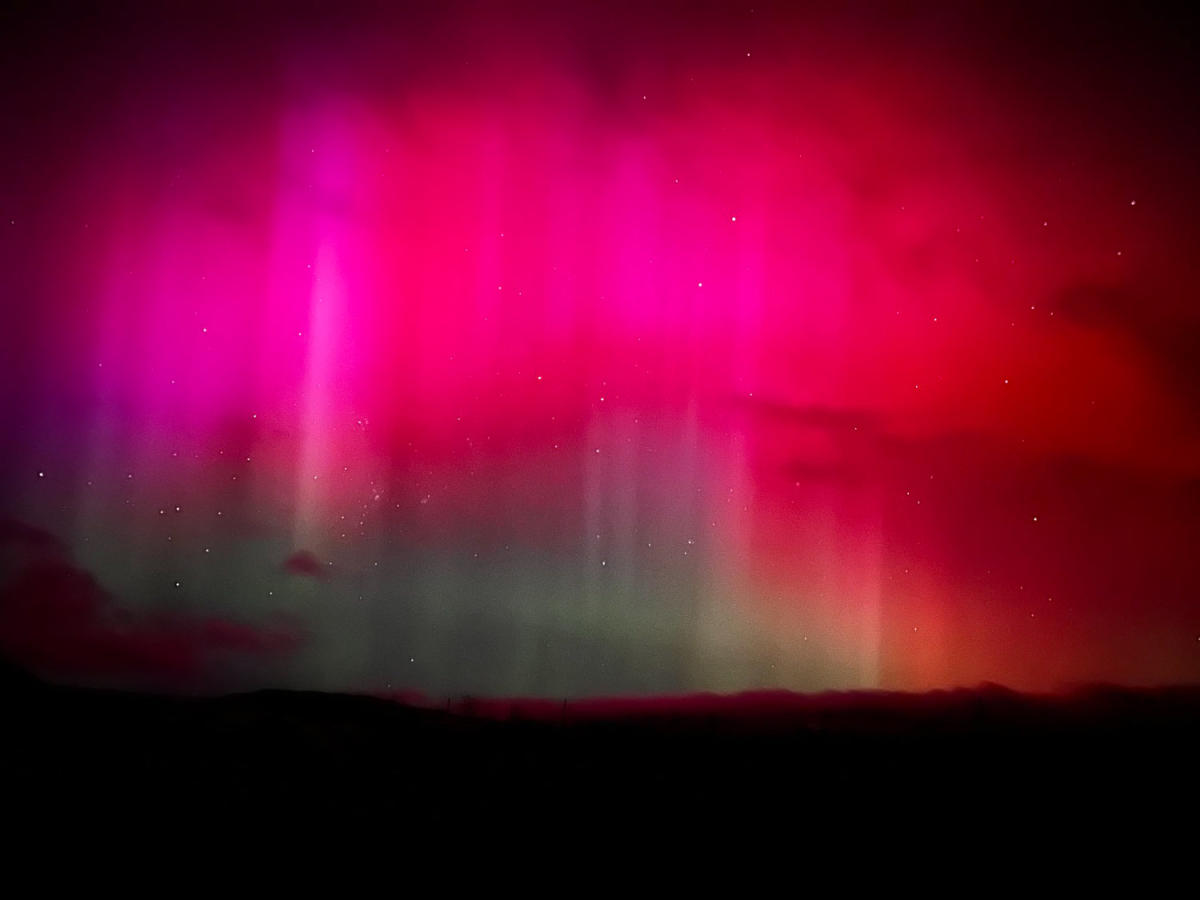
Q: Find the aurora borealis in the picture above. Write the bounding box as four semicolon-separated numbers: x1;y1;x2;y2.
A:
1;1;1198;698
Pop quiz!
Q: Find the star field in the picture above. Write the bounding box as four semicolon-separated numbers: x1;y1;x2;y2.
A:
0;2;1198;696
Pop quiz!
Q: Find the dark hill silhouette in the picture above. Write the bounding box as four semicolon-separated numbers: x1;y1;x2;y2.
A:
2;655;1197;839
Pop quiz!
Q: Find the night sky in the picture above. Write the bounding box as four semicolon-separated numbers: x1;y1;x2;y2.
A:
1;1;1198;698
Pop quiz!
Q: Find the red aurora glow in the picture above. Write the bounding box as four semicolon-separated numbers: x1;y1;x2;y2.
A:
1;3;1198;695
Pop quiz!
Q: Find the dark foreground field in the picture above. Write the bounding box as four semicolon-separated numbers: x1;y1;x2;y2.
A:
3;658;1197;840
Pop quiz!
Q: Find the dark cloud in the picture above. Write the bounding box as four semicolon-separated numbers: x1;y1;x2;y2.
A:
747;398;1200;665
283;550;327;579
0;518;67;552
733;397;884;435
1054;283;1200;423
0;559;302;685
782;459;873;487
